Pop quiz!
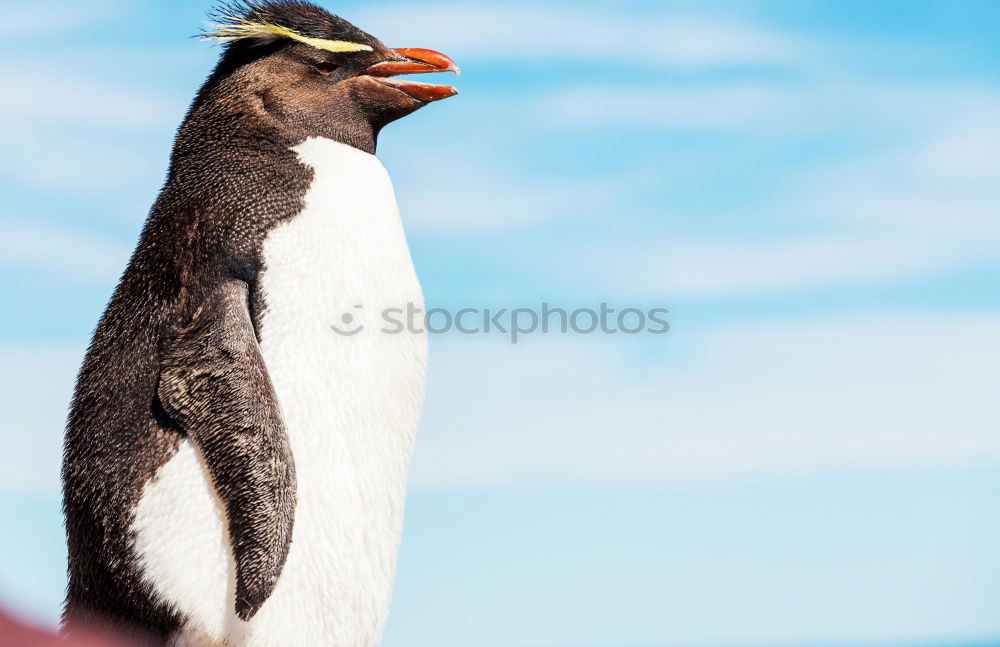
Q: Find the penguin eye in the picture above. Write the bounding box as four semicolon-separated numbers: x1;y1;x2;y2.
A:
315;62;338;75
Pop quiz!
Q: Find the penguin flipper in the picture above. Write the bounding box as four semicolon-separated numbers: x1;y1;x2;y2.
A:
157;279;296;621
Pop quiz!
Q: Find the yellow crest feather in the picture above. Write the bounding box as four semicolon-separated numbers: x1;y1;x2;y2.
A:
204;18;373;53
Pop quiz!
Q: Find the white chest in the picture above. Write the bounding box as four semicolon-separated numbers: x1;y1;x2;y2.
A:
133;138;427;647
251;138;428;644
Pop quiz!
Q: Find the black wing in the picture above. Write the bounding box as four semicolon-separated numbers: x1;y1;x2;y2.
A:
157;279;296;620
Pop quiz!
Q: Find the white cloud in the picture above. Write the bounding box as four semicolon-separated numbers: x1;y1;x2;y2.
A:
913;118;1000;181
558;212;996;303
544;83;789;131
567;234;973;299
0;127;167;193
0;223;131;284
542;80;1000;135
8;314;997;494
542;80;1000;298
0;344;84;494
0;66;180;130
0;1;125;37
392;154;647;235
411;313;1000;487
354;4;800;67
0;57;180;192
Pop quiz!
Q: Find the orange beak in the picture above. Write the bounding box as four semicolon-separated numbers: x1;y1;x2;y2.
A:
359;48;460;102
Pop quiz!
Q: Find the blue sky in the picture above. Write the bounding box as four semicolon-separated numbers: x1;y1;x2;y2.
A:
1;1;999;645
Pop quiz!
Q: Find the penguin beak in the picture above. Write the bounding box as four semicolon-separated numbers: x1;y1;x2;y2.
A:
358;48;460;102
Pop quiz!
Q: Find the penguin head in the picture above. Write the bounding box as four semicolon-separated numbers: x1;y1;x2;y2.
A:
197;1;459;152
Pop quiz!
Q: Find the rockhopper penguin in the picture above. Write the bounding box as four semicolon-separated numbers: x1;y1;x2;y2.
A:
61;2;459;644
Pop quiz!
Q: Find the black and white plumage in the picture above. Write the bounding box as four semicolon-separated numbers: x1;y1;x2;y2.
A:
61;2;458;644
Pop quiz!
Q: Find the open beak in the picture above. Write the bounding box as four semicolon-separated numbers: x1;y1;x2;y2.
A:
359;48;460;102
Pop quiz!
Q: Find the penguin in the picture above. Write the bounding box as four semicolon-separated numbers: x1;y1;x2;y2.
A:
61;2;459;645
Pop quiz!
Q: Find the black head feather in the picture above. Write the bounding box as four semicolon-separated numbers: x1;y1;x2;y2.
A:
207;0;376;48
189;0;448;154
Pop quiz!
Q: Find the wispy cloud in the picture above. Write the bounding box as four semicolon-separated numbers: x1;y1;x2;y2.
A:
0;344;83;493
0;126;167;193
0;1;126;37
354;3;800;67
393;155;653;235
567;234;974;299
0;66;181;130
536;78;1000;298
413;313;1000;487
11;313;997;494
0;223;131;284
542;80;1000;135
543;83;790;132
0;56;181;193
